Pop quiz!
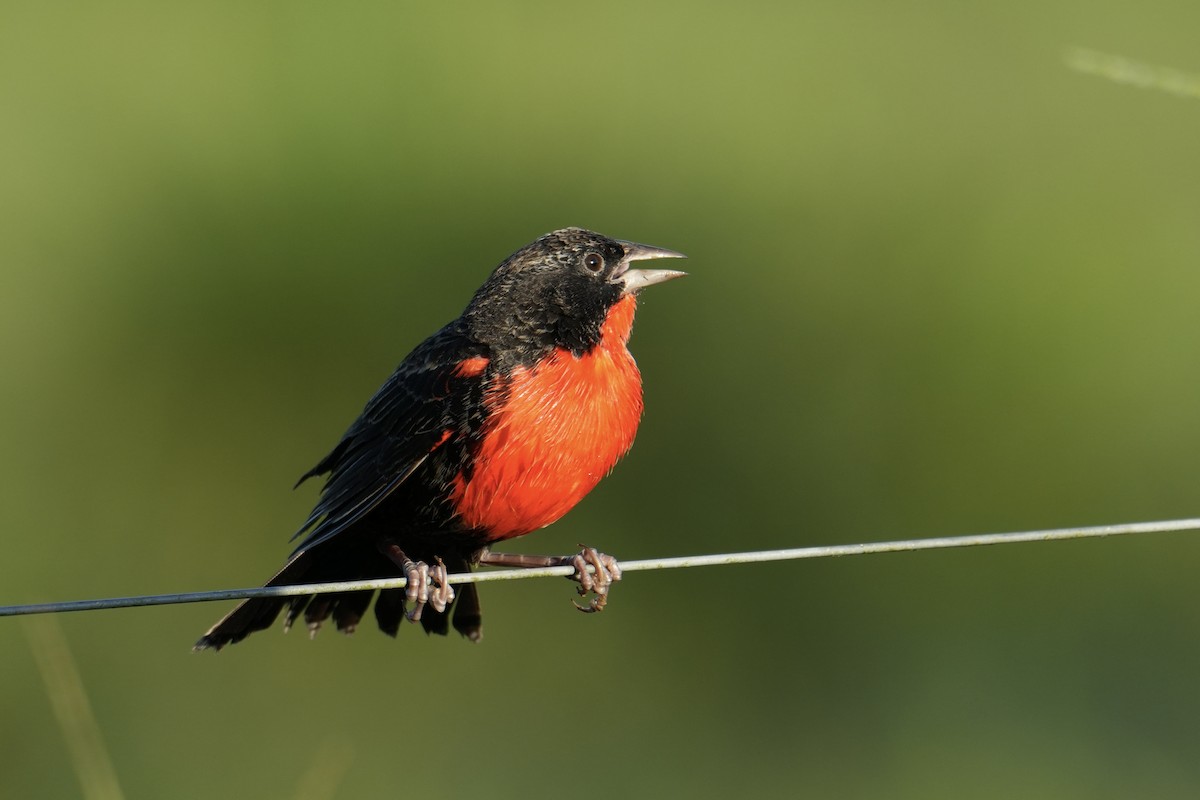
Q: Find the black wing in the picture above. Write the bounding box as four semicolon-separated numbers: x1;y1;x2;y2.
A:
290;324;482;554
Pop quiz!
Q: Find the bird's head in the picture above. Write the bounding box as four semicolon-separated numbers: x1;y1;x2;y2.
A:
465;227;686;357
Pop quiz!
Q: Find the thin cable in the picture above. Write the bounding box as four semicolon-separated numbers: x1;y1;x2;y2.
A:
1;517;1197;618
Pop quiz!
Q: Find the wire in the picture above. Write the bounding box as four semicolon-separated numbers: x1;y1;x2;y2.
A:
1;517;1197;618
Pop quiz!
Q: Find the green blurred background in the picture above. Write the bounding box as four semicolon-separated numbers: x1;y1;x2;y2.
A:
3;2;1199;798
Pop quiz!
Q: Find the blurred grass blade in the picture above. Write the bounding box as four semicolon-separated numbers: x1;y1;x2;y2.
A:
22;617;125;800
291;737;355;800
1065;46;1200;100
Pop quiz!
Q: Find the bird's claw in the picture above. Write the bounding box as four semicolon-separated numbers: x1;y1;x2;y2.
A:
403;556;455;622
429;557;455;614
567;546;622;613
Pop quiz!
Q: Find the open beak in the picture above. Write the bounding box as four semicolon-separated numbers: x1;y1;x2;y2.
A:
615;240;687;294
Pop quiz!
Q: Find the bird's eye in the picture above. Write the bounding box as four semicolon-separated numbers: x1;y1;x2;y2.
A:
583;252;604;272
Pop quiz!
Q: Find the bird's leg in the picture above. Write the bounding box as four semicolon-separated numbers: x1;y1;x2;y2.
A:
477;546;622;613
377;540;454;622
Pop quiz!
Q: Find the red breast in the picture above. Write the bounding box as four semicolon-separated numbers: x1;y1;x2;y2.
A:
450;295;644;540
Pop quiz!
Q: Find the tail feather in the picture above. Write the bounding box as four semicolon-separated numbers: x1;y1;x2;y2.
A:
451;581;483;642
304;594;335;630
283;595;311;632
332;590;373;632
193;554;311;651
194;546;484;650
420;604;450;636
374;589;407;637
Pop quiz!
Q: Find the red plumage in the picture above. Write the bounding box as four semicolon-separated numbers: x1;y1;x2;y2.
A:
451;295;644;540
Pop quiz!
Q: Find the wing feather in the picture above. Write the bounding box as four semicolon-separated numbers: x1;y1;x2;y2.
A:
290;323;484;553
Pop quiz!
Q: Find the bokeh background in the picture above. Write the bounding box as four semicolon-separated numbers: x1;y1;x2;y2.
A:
3;2;1199;798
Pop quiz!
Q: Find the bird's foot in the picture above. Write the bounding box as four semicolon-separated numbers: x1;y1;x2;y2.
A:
566;546;622;613
477;546;622;612
378;540;454;623
428;557;455;614
400;556;455;622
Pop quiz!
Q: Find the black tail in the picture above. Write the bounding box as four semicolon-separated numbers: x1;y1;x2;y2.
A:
193;548;483;651
193;554;311;651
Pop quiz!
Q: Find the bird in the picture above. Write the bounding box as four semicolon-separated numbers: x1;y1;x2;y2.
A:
194;227;685;650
